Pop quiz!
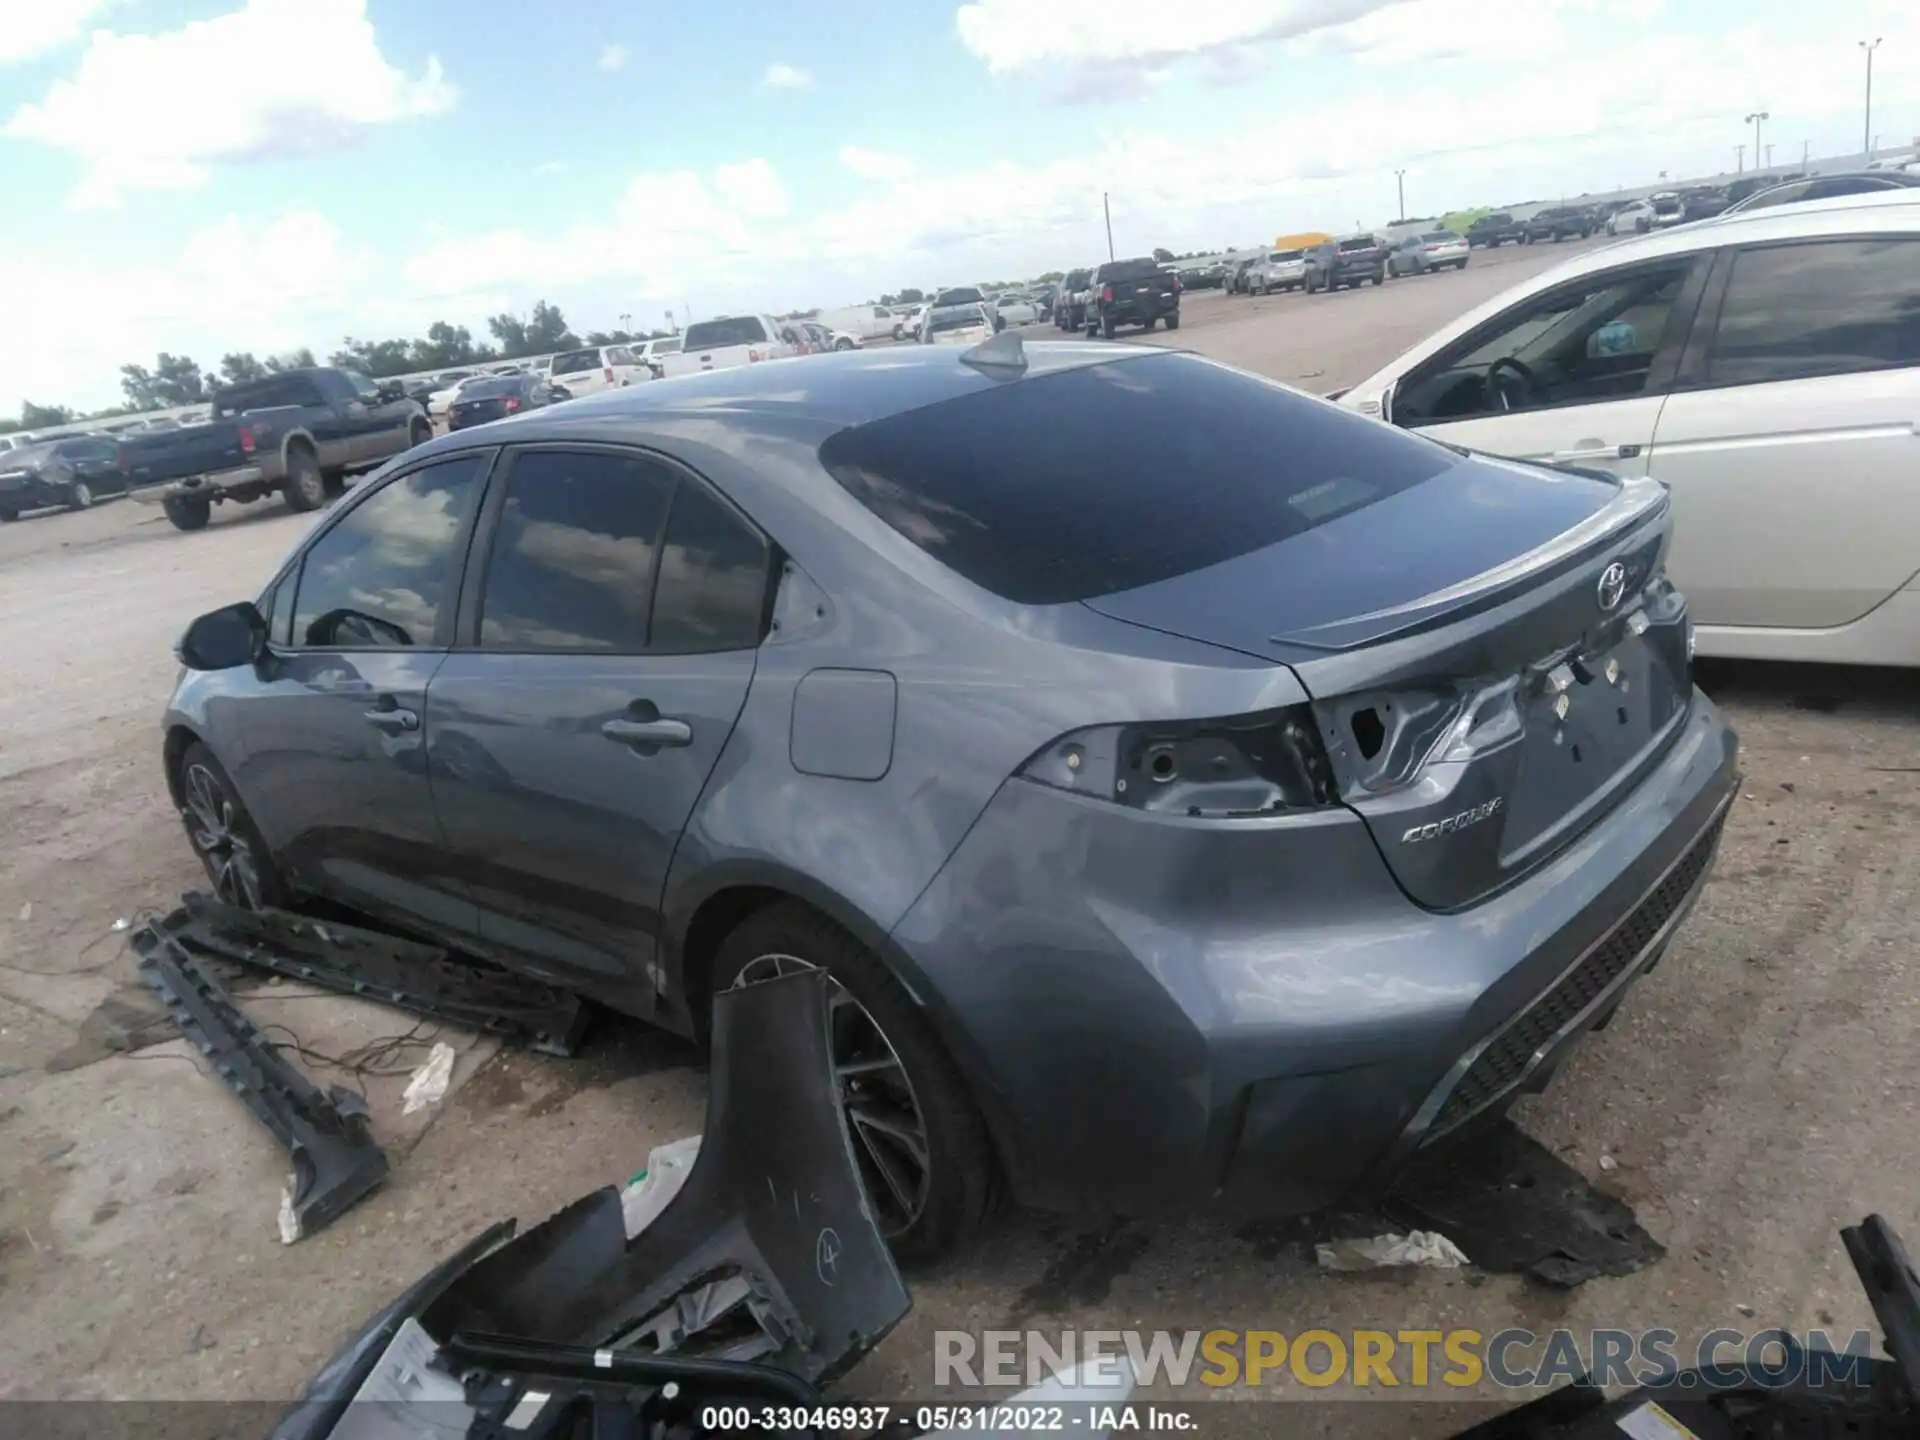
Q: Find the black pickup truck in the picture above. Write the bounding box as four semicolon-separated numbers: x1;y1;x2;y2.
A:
1465;212;1526;247
119;367;431;532
1086;257;1180;338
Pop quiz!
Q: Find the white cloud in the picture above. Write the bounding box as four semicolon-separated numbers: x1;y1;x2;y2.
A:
5;0;456;207
596;43;630;73
955;0;1407;95
840;146;916;182
0;0;118;65
535;159;572;175
761;61;815;90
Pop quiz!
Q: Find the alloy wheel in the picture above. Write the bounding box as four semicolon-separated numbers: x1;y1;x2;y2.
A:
181;762;264;909
730;951;931;1237
71;481;94;509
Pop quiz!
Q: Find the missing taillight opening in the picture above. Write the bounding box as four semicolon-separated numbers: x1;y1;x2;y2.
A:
1019;706;1338;818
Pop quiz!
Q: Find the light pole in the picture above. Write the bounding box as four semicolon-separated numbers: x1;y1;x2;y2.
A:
1394;168;1406;221
1102;191;1114;261
1860;38;1882;155
619;311;631;335
1765;143;1773;169
1736;143;1745;174
1745;111;1768;169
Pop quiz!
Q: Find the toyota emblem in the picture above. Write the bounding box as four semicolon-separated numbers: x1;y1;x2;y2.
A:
1596;561;1629;613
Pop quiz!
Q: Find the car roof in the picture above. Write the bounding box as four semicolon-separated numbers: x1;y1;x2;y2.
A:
408;340;1146;446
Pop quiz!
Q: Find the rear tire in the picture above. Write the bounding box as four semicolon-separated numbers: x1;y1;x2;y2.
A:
1100;314;1116;339
175;742;289;911
163;495;211;532
0;505;17;523
408;418;431;447
710;902;993;1262
1371;274;1383;286
1164;313;1180;330
281;446;326;513
1140;316;1155;332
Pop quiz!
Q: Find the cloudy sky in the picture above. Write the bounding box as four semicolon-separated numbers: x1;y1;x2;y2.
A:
1;0;1915;413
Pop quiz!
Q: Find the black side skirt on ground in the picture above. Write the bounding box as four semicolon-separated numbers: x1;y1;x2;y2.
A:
133;923;390;1242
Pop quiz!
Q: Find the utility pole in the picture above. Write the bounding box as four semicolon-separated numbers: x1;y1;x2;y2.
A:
1745;111;1769;170
1802;139;1810;167
1861;38;1882;155
1736;143;1745;173
1764;143;1773;169
619;312;631;335
1102;192;1114;261
1394;168;1406;221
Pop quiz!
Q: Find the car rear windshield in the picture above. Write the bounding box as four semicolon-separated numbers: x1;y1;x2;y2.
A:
1421;231;1459;243
460;376;522;399
211;375;318;417
1338;237;1378;252
1271;248;1302;261
551;350;602;376
1063;270;1090;287
818;352;1455;606
683;317;769;350
926;306;987;335
1101;259;1162;281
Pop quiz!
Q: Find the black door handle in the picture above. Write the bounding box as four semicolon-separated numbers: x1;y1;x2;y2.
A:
602;717;693;749
364;700;419;733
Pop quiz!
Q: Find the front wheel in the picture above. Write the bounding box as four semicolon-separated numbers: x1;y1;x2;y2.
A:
175;743;289;911
67;480;94;511
163;495;211;531
1371;274;1383;286
0;505;17;523
712;904;993;1260
1163;313;1180;331
835;338;854;351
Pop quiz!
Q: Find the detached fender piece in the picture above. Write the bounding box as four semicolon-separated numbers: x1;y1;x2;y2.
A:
133;923;389;1241
275;970;911;1439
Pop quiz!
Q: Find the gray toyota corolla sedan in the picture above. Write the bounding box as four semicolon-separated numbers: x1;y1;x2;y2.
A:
163;338;1739;1258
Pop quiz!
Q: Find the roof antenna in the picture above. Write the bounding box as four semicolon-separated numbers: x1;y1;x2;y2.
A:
960;328;1027;378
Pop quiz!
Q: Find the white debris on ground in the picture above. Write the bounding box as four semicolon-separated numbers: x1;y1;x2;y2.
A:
401;1041;457;1116
1316;1230;1469;1271
277;1186;300;1246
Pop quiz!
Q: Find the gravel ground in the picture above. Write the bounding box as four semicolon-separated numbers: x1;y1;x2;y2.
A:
1;241;1915;1434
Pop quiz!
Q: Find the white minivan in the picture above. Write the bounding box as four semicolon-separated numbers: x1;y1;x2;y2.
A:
548;344;648;397
1338;190;1920;667
821;305;899;343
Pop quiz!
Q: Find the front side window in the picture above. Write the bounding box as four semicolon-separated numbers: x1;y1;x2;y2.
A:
476;450;674;651
290;454;486;648
345;370;380;403
551;350;599;377
1395;261;1694;423
1706;238;1920;386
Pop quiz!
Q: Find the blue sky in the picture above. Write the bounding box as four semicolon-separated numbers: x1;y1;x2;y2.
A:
1;0;1915;412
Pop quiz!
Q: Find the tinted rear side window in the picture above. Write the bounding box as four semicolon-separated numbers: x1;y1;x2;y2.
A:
819;353;1455;606
1707;238;1920;385
551;350;600;376
683;317;769;349
649;480;771;651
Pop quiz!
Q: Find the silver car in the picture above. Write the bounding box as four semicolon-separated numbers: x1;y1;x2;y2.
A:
1388;230;1470;276
1341;188;1920;666
1250;247;1307;293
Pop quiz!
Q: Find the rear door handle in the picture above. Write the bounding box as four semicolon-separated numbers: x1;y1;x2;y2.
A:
1551;443;1640;461
602;717;693;749
364;703;419;733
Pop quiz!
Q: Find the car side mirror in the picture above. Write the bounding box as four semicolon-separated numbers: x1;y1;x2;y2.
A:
1379;382;1396;425
178;601;267;671
376;382;404;402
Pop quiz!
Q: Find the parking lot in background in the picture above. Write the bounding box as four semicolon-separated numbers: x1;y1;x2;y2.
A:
1;236;1915;1432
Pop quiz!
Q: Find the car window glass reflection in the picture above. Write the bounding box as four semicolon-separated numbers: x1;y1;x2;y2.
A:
649;481;770;651
290;455;485;648
479;450;674;650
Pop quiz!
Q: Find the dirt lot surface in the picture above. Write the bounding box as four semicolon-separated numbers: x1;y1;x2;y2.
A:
2;239;1916;1433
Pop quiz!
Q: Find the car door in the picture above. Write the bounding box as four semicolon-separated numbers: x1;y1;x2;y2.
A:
1646;234;1920;633
228;452;491;936
425;446;771;1011
344;368;412;462
1384;253;1710;481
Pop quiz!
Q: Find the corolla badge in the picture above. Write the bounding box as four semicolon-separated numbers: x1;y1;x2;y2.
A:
1402;797;1502;845
1596;561;1629;613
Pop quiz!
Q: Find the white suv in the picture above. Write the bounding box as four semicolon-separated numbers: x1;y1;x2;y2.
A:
1250;247;1306;294
549;344;648;397
1339;189;1920;667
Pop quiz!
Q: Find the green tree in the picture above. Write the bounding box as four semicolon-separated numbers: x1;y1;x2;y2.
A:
21;400;74;429
330;337;414;377
1151;247;1175;263
219;353;269;386
266;347;317;372
897;287;924;303
408;321;487;371
524;300;578;354
487;312;529;356
120;352;206;409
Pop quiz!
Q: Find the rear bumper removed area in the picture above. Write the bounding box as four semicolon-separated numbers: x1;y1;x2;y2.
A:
892;693;1738;1218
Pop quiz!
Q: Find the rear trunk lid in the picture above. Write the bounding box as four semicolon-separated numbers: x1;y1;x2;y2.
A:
117;422;248;485
1084;459;1690;911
